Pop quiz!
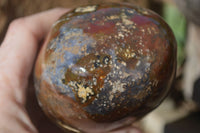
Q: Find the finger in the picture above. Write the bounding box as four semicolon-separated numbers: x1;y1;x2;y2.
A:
0;8;69;104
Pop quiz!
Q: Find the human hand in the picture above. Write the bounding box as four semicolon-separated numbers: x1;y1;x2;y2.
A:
0;8;142;133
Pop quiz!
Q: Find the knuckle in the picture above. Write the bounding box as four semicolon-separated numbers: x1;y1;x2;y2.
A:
8;18;26;31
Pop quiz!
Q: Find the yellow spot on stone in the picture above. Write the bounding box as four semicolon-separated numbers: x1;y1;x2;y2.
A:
106;15;120;20
109;95;114;101
121;13;133;25
118;32;124;38
77;84;94;103
75;6;97;13
100;76;106;80
112;80;126;93
122;18;133;25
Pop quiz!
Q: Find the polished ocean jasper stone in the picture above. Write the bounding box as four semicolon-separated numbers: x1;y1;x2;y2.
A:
34;3;177;133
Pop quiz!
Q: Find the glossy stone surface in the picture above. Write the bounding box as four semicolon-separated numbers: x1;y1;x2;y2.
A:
34;3;177;133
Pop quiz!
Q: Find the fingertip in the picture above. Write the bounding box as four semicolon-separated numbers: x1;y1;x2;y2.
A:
22;7;70;40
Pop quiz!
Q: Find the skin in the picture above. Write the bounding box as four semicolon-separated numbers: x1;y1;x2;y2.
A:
0;8;142;133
